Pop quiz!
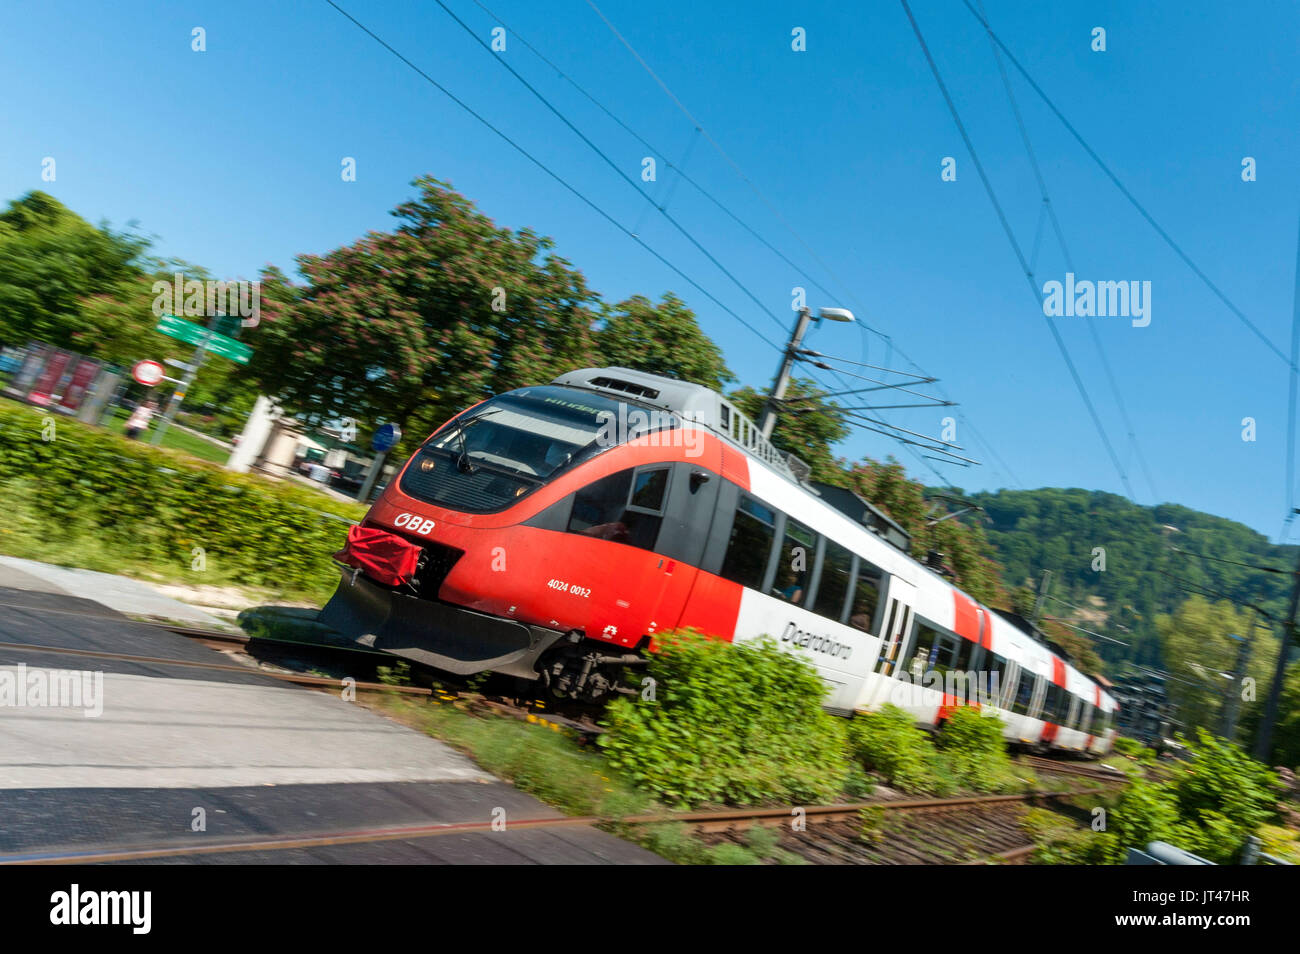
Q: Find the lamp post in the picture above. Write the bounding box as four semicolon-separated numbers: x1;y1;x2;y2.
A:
758;305;854;439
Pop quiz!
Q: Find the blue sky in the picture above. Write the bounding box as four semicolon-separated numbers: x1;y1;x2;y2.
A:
2;0;1297;541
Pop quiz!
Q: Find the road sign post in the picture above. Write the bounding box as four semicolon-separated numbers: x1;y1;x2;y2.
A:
357;423;401;502
149;313;254;447
151;322;212;447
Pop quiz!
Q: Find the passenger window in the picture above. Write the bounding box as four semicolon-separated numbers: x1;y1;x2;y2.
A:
1042;684;1062;723
848;557;883;633
983;652;1008;705
933;632;962;675
953;637;979;674
907;621;960;678
772;517;815;606
812;540;852;622
566;467;664;551
1012;669;1037;715
719;496;776;590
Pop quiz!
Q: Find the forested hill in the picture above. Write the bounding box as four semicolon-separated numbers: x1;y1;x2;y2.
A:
962;488;1295;669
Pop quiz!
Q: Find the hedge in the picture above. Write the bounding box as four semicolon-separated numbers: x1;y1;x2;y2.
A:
0;398;365;598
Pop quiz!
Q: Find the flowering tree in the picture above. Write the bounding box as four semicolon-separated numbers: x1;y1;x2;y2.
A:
250;177;600;450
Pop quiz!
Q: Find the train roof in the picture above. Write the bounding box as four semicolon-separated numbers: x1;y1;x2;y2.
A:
551;366;806;481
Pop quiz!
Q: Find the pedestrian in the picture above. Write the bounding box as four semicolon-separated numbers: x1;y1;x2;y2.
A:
124;399;156;440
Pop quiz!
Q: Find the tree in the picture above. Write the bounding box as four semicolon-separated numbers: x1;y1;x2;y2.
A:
729;377;850;485
593;293;732;390
0;191;150;350
1156;596;1279;737
1262;662;1300;769
249;177;600;453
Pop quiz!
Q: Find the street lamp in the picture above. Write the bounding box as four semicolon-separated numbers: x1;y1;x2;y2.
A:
758;305;855;439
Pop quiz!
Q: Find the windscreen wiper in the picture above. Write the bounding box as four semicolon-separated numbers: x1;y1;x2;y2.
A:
432;408;501;474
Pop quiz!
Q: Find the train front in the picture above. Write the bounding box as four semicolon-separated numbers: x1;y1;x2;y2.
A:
318;380;681;697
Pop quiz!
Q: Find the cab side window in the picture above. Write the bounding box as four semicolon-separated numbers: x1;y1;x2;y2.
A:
567;465;669;551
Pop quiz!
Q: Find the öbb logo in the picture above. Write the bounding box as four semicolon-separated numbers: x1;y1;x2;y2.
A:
393;512;435;535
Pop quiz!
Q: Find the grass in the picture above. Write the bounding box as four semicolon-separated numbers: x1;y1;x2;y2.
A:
361;690;801;864
103;406;230;464
1259;823;1300;864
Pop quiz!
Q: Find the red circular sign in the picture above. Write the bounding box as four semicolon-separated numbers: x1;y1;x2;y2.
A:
132;359;165;387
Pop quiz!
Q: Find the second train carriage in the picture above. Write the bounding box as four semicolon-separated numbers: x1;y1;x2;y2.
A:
321;366;1117;754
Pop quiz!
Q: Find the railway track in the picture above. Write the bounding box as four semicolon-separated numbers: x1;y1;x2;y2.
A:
1;786;1107;865
1016;754;1130;785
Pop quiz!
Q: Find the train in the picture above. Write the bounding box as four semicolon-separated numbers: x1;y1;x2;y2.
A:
321;366;1117;755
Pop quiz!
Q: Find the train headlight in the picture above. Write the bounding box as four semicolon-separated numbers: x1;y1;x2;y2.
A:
420;457;437;473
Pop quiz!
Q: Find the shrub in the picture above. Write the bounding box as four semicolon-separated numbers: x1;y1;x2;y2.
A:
935;707;1021;793
1112;736;1144;759
0;399;363;600
598;631;850;808
846;704;943;794
1167;729;1278;861
1082;732;1279;864
1088;779;1183;864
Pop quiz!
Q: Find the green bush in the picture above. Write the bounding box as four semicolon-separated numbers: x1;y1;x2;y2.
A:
846;704;945;795
1091;779;1183;863
935;707;1021;793
0;399;364;600
1166;729;1278;862
1084;731;1280;864
1112;736;1144;759
598;631;850;808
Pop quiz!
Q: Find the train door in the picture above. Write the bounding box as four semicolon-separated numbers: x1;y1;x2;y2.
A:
638;461;721;635
857;575;915;709
576;461;717;648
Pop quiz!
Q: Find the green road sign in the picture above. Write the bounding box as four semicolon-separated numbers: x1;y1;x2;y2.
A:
154;314;251;365
204;334;251;365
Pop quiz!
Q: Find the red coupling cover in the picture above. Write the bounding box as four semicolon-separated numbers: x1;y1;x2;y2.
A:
334;525;422;586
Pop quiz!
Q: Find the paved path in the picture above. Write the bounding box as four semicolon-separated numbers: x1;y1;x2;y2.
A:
0;556;229;628
0;562;665;864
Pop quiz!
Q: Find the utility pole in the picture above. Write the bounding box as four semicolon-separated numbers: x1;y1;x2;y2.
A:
152;315;215;447
758;304;855;440
1220;616;1256;743
1254;543;1300;761
1032;569;1052;626
759;306;814;440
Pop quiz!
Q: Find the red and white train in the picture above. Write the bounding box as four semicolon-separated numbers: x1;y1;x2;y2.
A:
322;367;1117;755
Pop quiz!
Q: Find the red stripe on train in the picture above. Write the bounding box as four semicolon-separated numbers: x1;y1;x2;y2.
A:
952;591;981;643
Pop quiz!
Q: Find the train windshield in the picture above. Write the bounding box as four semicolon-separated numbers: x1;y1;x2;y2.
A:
398;385;675;513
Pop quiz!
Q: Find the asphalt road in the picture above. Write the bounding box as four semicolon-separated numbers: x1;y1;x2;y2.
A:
0;568;664;865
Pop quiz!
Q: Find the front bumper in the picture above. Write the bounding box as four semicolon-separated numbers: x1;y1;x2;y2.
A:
318;568;563;679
